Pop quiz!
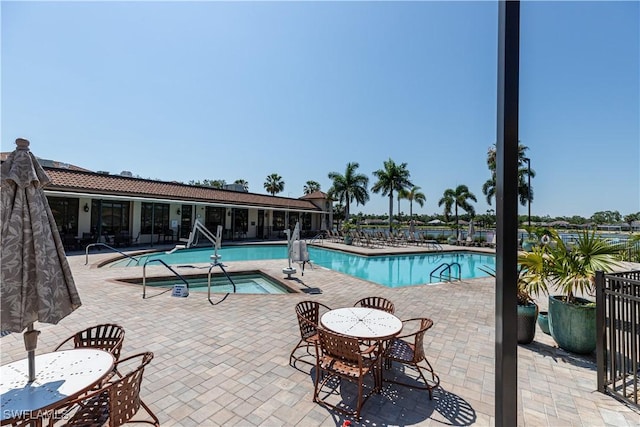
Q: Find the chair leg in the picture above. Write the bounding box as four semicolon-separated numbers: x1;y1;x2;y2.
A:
313;364;322;403
290;340;317;367
289;338;305;365
138;399;161;426
383;359;440;400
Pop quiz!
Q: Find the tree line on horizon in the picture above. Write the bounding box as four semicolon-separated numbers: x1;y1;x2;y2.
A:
188;145;639;231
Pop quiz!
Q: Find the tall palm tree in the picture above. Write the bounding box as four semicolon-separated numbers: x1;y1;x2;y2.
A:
303;180;321;195
399;186;426;219
234;179;249;191
263;173;284;196
327;162;369;222
483;143;536;206
438;185;477;235
371;158;413;231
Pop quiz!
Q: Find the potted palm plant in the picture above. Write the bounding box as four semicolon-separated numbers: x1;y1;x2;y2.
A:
519;230;620;354
341;222;354;245
480;264;546;344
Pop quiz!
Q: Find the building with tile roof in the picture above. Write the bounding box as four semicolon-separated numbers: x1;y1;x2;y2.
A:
2;154;333;249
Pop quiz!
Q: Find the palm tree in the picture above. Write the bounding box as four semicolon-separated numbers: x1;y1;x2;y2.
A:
327;162;369;222
438;185;477;235
263;173;284;196
303;180;321;195
234;179;249;191
371;158;413;231
399;186;426;219
482;143;536;206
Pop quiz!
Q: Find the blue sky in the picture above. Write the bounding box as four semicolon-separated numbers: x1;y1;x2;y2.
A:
2;1;638;219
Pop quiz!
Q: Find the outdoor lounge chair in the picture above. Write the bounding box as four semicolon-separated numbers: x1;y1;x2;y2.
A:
354;296;395;314
54;352;159;426
290;301;332;367
383;317;440;399
313;329;379;420
54;323;125;361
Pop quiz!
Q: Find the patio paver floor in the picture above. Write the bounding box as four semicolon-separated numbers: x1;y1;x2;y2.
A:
1;242;638;426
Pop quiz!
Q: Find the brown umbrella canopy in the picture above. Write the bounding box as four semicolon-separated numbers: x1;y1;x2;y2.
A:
1;138;81;332
1;138;81;378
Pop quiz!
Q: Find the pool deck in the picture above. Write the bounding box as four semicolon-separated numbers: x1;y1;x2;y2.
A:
1;241;638;426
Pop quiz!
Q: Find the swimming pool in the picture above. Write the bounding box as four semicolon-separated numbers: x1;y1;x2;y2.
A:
109;245;495;287
119;273;293;294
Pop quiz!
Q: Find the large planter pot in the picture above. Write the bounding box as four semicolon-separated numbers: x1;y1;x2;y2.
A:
517;303;538;344
537;311;550;335
344;235;353;245
548;295;596;354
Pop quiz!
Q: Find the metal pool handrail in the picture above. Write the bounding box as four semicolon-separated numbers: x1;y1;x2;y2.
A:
142;259;190;299
207;260;237;306
307;233;325;246
429;262;461;283
85;243;140;266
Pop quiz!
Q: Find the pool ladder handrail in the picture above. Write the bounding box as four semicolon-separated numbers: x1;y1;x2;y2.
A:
85;242;141;266
307;233;325;246
207;260;237;305
429;262;462;283
423;240;443;251
142;258;190;299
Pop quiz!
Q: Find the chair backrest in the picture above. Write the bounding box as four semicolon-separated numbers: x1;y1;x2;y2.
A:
57;323;125;360
317;329;362;365
409;318;434;362
54;352;156;427
295;301;330;340
354;296;395;314
107;352;154;426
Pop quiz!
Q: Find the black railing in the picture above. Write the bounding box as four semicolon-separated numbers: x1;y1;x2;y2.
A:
596;269;640;409
429;262;461;283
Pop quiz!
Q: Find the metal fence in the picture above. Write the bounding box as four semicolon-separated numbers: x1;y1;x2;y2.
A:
596;270;640;408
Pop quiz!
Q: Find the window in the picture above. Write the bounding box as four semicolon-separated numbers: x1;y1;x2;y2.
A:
232;208;248;233
205;206;225;232
91;200;130;235
48;197;79;236
272;211;286;231
288;212;299;230
301;212;311;230
140;202;169;234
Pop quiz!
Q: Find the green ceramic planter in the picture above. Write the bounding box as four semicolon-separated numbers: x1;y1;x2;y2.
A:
537;311;550;335
548;295;596;354
517;303;538;344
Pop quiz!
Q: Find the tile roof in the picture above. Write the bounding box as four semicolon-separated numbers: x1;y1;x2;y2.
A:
300;190;331;200
43;168;323;211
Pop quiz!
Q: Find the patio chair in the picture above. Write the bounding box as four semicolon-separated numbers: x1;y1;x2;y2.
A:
354;296;395;314
54;352;159;426
313;329;379;420
383;317;440;399
54;323;125;361
290;301;332;367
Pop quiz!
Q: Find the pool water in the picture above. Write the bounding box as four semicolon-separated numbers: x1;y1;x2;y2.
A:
130;273;291;294
109;245;495;287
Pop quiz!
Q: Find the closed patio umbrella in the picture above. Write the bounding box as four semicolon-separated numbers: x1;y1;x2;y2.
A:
1;138;82;381
468;220;475;239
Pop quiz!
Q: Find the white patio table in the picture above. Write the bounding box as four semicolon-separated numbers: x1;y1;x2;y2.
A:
321;307;403;340
1;348;115;426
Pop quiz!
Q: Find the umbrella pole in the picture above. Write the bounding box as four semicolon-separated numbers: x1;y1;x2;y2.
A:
24;323;40;382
